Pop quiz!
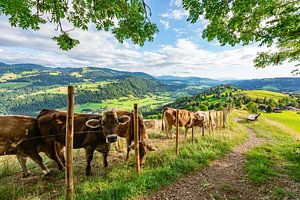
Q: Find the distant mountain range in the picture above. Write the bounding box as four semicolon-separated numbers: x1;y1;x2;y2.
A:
1;62;300;92
157;75;300;92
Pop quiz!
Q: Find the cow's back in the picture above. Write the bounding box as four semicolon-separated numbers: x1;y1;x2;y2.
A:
0;115;41;155
0;116;38;138
38;109;102;145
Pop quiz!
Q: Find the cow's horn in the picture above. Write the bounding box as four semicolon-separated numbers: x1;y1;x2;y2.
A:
86;119;101;129
118;115;130;126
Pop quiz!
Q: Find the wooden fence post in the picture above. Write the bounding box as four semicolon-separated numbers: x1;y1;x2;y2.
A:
133;104;140;174
223;110;226;128
66;86;74;200
215;111;219;130
176;109;179;155
191;124;194;143
208;110;211;134
219;111;222;129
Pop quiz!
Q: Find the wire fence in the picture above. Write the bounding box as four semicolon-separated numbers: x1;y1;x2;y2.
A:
0;107;233;182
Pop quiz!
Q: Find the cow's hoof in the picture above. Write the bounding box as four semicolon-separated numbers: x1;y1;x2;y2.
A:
22;172;33;178
86;172;92;176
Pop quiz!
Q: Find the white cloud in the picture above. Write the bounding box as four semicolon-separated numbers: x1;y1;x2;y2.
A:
161;9;188;20
170;0;182;7
0;16;296;79
160;20;170;29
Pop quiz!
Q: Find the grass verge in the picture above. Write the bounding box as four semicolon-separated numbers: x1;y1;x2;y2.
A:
244;117;300;184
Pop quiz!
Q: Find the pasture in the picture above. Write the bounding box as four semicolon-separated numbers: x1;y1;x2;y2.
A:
0;109;299;200
242;90;288;101
263;111;300;133
75;94;173;113
0;112;249;200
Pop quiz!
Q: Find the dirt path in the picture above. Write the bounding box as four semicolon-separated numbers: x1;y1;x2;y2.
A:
141;128;268;200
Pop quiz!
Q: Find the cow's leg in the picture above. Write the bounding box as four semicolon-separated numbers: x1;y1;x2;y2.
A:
102;152;108;167
16;155;32;178
56;143;65;167
168;125;173;139
85;147;94;176
46;141;65;170
185;126;188;138
28;153;50;176
126;137;132;161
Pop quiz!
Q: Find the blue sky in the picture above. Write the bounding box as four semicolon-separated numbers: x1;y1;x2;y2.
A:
0;0;296;79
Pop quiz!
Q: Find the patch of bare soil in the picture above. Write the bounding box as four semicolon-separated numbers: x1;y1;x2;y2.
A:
141;128;300;200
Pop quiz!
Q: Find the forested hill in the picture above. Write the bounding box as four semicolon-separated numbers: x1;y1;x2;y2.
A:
0;76;169;116
231;77;300;92
0;62;154;87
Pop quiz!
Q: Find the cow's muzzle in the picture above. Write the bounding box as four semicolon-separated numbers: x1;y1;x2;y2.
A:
106;134;117;143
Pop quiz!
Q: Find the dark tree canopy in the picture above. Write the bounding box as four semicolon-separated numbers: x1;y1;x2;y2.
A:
0;0;158;50
182;0;300;73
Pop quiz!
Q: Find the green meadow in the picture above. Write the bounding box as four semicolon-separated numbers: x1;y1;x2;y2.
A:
263;111;300;133
242;90;288;100
75;94;173;113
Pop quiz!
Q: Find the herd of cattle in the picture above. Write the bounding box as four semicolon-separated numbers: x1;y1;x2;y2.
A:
0;107;216;178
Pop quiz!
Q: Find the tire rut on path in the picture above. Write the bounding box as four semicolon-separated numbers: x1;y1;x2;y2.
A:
141;127;265;200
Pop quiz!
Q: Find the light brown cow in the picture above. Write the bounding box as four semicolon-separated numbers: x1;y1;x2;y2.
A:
144;119;161;130
194;111;216;131
194;111;208;136
161;108;195;138
115;110;157;166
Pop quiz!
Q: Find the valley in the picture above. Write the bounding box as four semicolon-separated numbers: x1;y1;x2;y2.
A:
0;62;299;117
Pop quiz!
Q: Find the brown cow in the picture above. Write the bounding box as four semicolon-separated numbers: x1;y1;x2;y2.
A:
161;108;195;138
16;142;64;177
115;110;157;166
37;109;130;176
0;115;51;176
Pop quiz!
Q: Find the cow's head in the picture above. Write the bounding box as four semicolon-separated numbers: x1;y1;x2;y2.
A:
130;141;157;165
130;121;157;165
194;111;207;127
86;111;130;143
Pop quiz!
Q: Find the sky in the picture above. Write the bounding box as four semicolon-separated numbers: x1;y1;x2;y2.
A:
0;0;297;79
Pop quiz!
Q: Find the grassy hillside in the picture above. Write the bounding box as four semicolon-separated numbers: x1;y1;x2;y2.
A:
263;111;300;133
145;85;300;118
242;90;288;101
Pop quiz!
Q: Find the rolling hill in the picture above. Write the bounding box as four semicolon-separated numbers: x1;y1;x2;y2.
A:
1;62;299;116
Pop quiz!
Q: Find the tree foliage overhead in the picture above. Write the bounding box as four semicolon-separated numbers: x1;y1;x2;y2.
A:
182;0;300;73
0;0;158;50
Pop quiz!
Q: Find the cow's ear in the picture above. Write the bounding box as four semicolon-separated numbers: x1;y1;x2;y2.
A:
86;119;101;129
118;115;130;125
